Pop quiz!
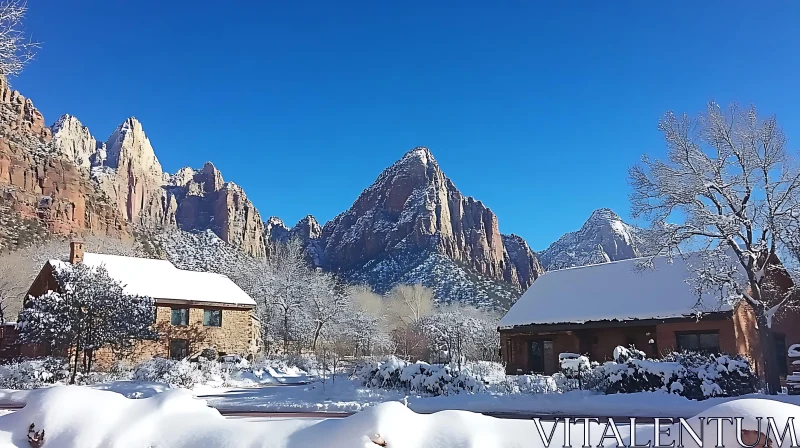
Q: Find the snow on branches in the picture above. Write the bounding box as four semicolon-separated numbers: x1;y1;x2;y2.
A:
17;262;157;382
0;0;39;78
629;102;800;393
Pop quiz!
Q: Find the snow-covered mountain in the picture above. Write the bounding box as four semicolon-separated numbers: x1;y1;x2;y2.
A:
49;113;266;256
267;147;544;309
538;208;643;271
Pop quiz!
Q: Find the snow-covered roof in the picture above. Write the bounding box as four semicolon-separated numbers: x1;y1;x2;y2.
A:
499;255;734;328
49;253;255;307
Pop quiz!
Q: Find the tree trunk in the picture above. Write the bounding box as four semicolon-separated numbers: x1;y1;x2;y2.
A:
757;314;782;395
85;349;94;374
312;323;323;351
283;311;289;354
70;342;80;385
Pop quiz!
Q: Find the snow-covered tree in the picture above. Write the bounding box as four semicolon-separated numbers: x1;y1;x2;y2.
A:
0;0;39;79
307;271;351;351
263;238;313;353
629;102;800;394
0;236;149;322
17;263;157;382
347;286;392;357
420;305;500;368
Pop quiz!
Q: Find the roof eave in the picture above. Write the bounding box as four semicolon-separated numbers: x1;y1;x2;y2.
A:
154;298;255;309
498;311;734;333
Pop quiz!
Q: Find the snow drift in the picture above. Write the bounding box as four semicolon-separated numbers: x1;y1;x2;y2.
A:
0;387;797;447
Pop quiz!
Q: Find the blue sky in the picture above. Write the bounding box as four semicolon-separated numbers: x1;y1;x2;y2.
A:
11;1;800;250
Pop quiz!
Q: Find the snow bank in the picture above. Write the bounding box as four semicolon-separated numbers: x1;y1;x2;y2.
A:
0;387;797;447
0;386;540;447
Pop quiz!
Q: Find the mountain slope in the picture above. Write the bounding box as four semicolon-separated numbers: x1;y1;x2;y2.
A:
307;147;543;308
0;78;130;251
49;114;266;256
539;208;642;270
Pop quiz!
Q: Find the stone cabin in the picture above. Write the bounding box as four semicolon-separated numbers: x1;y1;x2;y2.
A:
18;242;261;365
499;254;800;381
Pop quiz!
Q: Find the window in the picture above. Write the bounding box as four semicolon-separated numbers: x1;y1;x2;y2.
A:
170;307;189;326
203;309;222;327
676;331;720;353
169;339;188;360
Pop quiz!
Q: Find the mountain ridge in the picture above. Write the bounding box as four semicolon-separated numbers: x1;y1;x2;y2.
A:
538;207;643;271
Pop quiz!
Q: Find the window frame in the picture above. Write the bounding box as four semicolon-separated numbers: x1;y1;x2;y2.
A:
203;308;222;327
675;330;720;353
170;307;189;326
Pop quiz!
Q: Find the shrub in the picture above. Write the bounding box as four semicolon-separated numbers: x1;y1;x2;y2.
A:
663;351;757;399
0;357;71;389
132;357;232;388
356;356;486;396
500;374;559;394
589;346;757;400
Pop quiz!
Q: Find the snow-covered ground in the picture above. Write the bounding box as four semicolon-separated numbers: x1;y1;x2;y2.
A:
1;376;799;419
0;386;796;447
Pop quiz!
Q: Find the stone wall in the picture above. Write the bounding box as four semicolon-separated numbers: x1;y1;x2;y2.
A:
90;304;257;369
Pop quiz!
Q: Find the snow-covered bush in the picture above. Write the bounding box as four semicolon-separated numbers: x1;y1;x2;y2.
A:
0;357;70;389
663;351;756;399
589;346;756;400
463;361;506;384
132;358;232;388
557;352;593;390
596;357;684;395
356;356;486;396
500;374;558;394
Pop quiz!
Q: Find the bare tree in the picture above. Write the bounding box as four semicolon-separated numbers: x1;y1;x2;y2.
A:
0;0;39;79
307;271;350;351
629;102;800;394
385;284;434;360
264;238;312;354
387;284;434;326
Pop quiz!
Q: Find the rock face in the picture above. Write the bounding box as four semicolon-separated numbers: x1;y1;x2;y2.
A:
2;78;266;256
264;217;290;243
51;115;102;170
291;215;322;241
0;77;130;249
501;234;543;287
539;208;642;270
99;117;167;223
282;147;545;308
161;163;266;257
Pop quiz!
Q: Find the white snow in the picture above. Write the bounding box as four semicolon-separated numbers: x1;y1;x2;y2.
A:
0;387;796;447
49;253;255;306
500;255;733;327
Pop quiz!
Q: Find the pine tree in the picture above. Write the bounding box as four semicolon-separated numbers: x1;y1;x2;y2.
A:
17;263;157;383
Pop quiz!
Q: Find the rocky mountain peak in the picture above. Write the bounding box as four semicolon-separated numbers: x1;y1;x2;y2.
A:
104;117;162;174
0;75;50;141
587;207;621;222
0;79;130;250
265;217;290;243
318;146;543;307
292;215;322;240
539;208;642;271
169;167;196;186
195;162;225;193
51;114;100;169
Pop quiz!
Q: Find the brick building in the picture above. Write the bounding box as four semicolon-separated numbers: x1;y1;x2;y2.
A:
17;242;261;366
499;255;800;381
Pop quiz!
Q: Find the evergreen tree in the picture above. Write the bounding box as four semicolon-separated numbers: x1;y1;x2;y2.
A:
17;263;157;383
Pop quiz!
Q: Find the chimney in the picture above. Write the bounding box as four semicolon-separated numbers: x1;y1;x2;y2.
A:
69;241;84;264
